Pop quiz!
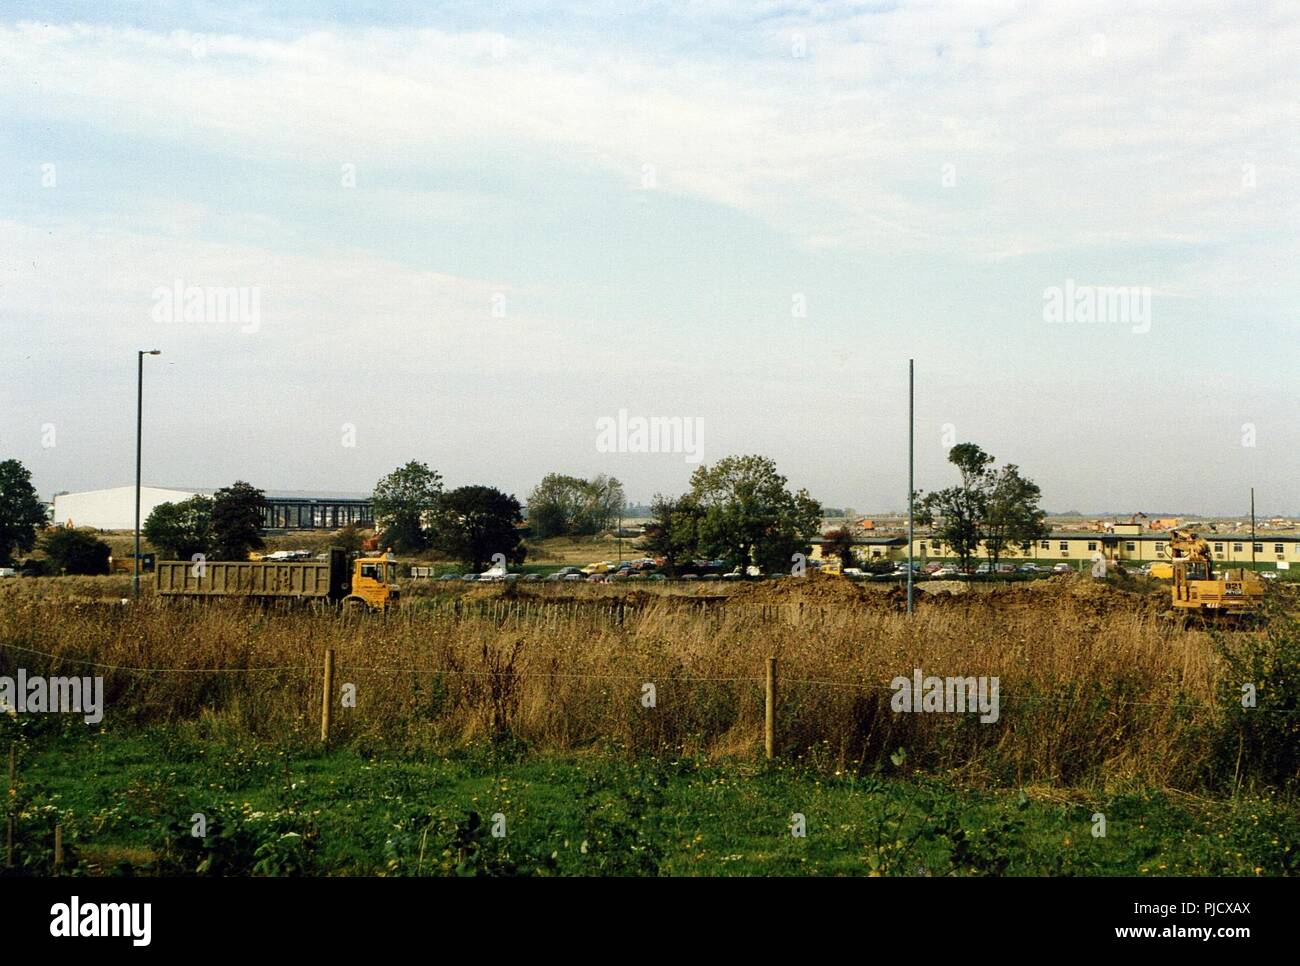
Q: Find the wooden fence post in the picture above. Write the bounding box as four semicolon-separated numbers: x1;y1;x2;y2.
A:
6;743;14;868
321;648;335;746
765;656;777;760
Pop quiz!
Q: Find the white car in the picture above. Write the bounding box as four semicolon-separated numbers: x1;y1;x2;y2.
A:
1259;571;1278;581
0;567;16;578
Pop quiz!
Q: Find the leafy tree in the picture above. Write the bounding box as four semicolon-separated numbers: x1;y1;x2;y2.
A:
526;473;625;538
143;495;214;560
687;455;822;575
372;461;443;553
822;527;857;569
210;481;267;561
918;444;1048;574
0;459;47;567
584;474;626;533
982;464;1049;570
635;494;703;576
42;528;111;575
431;486;526;573
334;523;366;555
917;443;993;572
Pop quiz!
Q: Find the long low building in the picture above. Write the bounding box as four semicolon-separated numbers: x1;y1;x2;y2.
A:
812;531;1300;568
51;486;373;532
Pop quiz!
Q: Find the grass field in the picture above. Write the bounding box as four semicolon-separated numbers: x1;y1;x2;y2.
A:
1;573;1296;876
8;726;1297;877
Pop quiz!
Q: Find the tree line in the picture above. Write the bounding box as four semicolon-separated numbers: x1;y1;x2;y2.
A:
0;439;1049;578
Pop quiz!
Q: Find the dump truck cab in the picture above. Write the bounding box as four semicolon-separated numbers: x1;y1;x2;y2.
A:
347;553;401;611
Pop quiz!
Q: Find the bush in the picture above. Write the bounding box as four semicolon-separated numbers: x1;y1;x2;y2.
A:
41;529;110;576
1213;604;1300;790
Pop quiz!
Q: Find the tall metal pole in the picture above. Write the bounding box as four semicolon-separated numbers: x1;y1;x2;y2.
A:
907;359;914;615
134;350;160;600
133;351;144;600
1250;487;1256;569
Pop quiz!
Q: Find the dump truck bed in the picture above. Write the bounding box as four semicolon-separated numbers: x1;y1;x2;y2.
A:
155;555;345;600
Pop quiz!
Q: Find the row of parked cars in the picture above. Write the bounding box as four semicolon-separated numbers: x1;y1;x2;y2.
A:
841;561;1073;580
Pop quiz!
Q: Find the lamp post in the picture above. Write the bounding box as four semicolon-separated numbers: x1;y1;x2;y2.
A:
134;350;161;600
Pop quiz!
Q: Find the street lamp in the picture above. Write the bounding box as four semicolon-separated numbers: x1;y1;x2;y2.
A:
134;350;161;600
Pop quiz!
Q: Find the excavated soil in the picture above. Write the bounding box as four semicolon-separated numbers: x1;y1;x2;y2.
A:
445;570;1168;619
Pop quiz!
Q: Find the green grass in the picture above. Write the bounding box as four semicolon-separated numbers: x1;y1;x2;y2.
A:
6;725;1297;877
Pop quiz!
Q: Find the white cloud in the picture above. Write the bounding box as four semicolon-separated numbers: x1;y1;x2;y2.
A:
0;3;1295;267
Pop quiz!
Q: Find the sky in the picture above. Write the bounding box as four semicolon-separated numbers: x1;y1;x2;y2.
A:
1;1;1297;517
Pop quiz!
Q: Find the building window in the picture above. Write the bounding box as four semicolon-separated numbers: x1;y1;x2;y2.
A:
1125;542;1135;552
1040;541;1050;550
1275;544;1284;555
1253;544;1263;553
1233;543;1243;552
1087;541;1097;551
1214;543;1223;553
1155;542;1164;553
1058;541;1068;551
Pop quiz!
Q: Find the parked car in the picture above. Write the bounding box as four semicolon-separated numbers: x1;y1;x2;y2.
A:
921;562;945;575
460;573;479;582
932;567;960;578
842;567;866;578
1052;562;1073;573
438;573;461;581
562;573;585;582
1259;571;1278;581
1018;564;1043;573
522;573;542;582
681;574;699;581
0;568;15;579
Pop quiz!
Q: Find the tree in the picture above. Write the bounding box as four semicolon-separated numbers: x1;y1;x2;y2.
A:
822;527;856;569
635;494;703;576
584;474;626;533
42;528;110;575
143;495;214;560
918;443;1048;575
688;455;822;575
210;481;267;561
372;461;443;553
982;464;1049;570
526;473;625;538
917;443;993;572
431;485;526;573
334;522;366;555
0;459;46;567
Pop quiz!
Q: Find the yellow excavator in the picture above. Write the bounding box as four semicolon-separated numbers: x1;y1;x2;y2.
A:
1164;529;1264;621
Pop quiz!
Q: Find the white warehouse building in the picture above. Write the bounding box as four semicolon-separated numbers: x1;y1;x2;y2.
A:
52;486;206;531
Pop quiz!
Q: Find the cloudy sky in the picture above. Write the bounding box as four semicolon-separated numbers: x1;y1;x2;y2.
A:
1;1;1296;516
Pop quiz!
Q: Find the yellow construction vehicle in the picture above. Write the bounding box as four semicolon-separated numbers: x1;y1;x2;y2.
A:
1164;529;1264;621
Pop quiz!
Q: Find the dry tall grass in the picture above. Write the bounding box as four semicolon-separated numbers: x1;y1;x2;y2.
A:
0;585;1245;791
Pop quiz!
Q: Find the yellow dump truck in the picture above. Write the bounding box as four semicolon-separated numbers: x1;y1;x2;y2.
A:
155;548;400;612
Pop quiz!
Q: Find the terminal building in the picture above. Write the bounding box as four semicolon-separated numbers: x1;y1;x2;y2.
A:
51;486;373;533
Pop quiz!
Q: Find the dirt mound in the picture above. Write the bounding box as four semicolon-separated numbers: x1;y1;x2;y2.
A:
724;572;874;607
